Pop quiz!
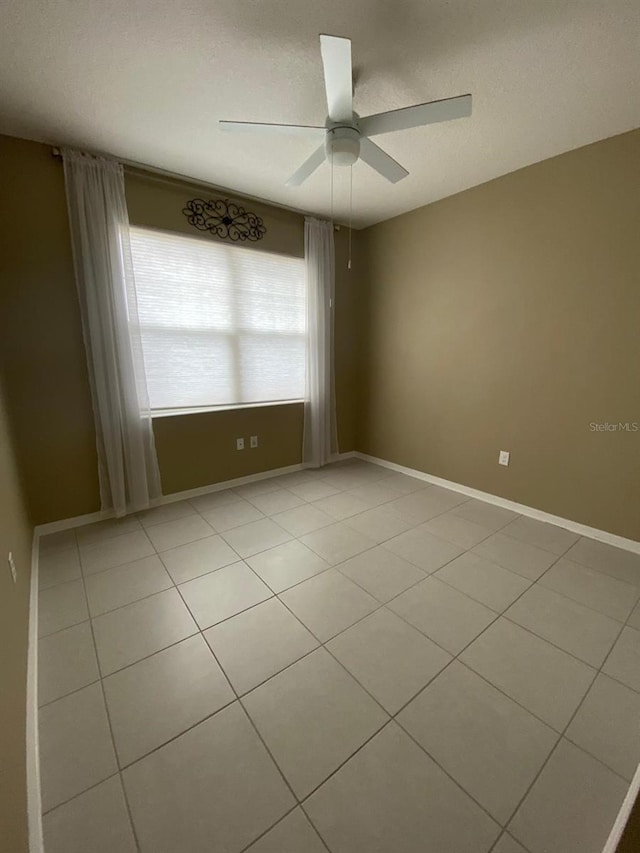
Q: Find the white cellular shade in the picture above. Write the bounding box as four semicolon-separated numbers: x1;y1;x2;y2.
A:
129;227;306;410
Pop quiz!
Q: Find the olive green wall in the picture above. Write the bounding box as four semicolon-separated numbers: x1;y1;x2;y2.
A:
0;134;360;524
0;375;33;853
357;129;640;541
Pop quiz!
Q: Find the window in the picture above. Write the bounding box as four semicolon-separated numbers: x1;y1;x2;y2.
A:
129;227;306;412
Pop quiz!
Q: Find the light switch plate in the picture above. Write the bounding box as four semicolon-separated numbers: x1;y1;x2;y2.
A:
499;450;510;467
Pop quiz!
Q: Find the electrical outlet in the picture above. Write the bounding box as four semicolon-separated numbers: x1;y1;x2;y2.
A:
250;435;258;448
498;450;510;467
8;552;17;583
236;438;244;450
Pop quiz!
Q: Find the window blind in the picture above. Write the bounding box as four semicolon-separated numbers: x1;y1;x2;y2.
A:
129;227;306;411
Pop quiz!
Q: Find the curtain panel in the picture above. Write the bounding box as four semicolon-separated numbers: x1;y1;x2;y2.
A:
303;216;338;467
62;149;161;516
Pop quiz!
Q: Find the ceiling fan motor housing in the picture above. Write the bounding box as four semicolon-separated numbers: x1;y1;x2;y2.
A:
325;125;360;166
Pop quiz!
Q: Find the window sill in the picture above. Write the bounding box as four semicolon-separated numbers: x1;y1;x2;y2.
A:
151;400;304;418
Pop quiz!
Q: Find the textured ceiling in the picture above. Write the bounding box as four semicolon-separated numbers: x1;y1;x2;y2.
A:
0;0;638;227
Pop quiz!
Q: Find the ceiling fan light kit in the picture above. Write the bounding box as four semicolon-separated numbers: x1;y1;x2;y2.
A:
220;33;473;188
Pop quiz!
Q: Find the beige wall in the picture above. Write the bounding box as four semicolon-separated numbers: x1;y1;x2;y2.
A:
0;135;359;524
0;376;33;853
0;135;100;523
357;129;640;541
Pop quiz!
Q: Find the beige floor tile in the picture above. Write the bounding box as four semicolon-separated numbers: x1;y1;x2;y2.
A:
421;513;493;549
509;739;627;853
380;472;429;494
505;585;621;667
76;516;142;547
188;489;242;513
337;546;426;603
233;479;283;498
201;499;265;533
288;479;342;501
92;588;197;675
247;488;305;515
629;598;640;629
280;569;379;641
246;540;330;593
179;562;272;629
84;555;172;617
243;649;388;798
145;514;215;552
461;619;595;731
39;547;82;590
566;673;640;780
301;521;377;565
539;558;639;622
389;576;496;654
158;535;239;584
38;622;99;706
451;499;518;531
473;533;557;580
79;530;155;575
246;809;326;853
39;683;117;812
387;488;463;524
273;503;335;537
383;527;463;573
435;551;531;611
38;579;89;637
137;500;196;529
39;529;77;555
328;608;451;713
305;722;499;853
123;704;294;853
204;598;318;694
564;538;640;587
346;481;404;507
313;491;373;520
492;834;529;853
345;506;414;544
104;635;234;765
500;516;579;556
222;518;292;558
398;662;557;823
602;626;640;692
42;776;136;853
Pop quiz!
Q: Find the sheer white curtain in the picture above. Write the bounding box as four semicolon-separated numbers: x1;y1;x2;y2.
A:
63;149;161;516
303;216;338;467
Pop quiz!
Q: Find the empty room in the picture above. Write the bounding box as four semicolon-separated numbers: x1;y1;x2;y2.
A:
1;1;639;852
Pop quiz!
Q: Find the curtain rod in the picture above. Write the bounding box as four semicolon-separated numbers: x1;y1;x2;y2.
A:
51;146;344;229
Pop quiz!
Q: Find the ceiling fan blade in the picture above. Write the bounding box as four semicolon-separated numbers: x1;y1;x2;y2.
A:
319;34;353;123
360;93;472;137
286;145;326;187
359;138;408;183
219;121;325;137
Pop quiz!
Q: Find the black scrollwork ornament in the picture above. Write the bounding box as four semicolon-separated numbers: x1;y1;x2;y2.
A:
182;198;266;242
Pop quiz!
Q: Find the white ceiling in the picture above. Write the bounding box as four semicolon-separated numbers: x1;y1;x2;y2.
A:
1;0;638;227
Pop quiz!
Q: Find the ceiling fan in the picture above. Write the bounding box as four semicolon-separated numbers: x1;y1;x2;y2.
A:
220;34;472;187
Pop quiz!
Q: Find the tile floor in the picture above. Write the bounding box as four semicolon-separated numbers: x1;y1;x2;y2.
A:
37;459;640;853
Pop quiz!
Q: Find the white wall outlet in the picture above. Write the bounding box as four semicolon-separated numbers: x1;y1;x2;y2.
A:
236;438;245;450
250;435;258;448
498;450;510;467
8;552;17;583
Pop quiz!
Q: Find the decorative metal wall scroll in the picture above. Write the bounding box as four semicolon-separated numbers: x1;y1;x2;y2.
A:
182;198;266;242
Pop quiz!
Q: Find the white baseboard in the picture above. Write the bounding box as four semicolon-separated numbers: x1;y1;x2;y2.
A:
34;462;307;537
27;531;43;853
355;452;640;555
